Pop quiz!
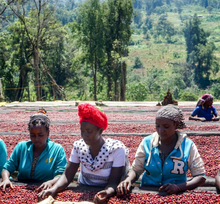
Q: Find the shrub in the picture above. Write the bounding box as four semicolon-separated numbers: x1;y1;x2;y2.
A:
133;56;143;69
126;82;147;101
180;91;198;101
210;83;220;99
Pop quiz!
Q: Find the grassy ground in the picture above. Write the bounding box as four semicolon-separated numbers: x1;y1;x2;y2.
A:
127;5;220;78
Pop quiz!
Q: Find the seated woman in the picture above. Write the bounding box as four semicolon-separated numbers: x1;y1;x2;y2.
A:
117;104;206;195
0;109;67;191
189;94;219;121
0;139;7;177
215;165;220;191
38;103;129;204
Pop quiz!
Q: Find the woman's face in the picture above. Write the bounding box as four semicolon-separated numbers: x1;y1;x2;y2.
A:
30;125;49;149
204;100;213;107
156;117;178;141
80;121;103;146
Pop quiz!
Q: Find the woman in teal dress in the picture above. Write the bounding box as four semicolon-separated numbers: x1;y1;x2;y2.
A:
0;139;7;177
0;109;67;191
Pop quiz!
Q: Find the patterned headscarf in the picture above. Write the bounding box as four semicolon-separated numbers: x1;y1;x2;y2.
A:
28;108;50;131
156;104;186;129
196;94;214;107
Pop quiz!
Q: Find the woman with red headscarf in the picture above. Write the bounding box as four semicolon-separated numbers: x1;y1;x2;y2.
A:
38;103;129;204
189;94;219;121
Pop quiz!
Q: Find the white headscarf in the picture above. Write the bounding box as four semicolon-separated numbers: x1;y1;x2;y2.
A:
156;104;186;129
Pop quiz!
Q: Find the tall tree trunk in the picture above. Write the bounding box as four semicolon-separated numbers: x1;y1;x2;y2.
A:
114;80;119;101
16;66;28;101
0;78;4;102
107;52;112;100
27;85;30;101
93;54;97;101
120;61;126;101
33;46;41;101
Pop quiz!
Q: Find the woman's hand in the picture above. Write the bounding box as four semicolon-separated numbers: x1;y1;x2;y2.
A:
94;187;115;204
37;180;54;192
93;190;108;204
212;117;219;121
116;179;131;195
0;179;13;191
37;188;56;202
159;183;180;194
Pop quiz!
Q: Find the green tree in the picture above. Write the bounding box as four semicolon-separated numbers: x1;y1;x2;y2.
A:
133;56;143;68
6;0;65;100
102;0;133;101
0;31;18;101
75;0;105;101
207;6;213;14
7;21;32;101
126;82;147;101
154;15;175;42
183;14;219;88
145;0;163;15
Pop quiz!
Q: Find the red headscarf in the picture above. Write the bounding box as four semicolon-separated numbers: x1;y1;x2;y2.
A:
78;103;108;130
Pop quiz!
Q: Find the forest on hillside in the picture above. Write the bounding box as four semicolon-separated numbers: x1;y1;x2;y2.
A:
0;0;220;102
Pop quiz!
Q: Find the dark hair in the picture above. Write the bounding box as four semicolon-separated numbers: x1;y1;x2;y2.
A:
28;108;50;131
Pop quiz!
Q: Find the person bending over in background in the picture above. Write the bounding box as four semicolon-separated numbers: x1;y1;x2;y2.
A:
189;94;219;122
0;109;67;191
117;104;206;195
38;103;129;204
0;139;7;177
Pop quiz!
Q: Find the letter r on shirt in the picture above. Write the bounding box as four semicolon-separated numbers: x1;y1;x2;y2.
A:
171;159;185;174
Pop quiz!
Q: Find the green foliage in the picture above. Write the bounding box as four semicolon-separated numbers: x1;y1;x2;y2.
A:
183;14;219;88
2;0;220;102
134;11;143;26
154;15;175;42
173;52;181;58
133;57;143;68
172;86;180;99
210;83;220;99
205;15;220;22
126;82;147;101
146;0;164;15
171;63;193;88
144;17;153;30
180;91;198;101
144;67;162;93
154;4;169;15
183;14;209;63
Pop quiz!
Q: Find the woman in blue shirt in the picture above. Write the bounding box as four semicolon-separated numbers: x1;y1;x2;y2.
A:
189;94;219;121
117;105;206;195
0;109;67;191
0;139;7;177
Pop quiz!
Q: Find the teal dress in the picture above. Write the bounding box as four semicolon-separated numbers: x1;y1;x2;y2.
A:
0;139;7;177
3;139;67;181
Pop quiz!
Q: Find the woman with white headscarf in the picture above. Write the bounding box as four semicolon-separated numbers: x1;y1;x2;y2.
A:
117;104;206;195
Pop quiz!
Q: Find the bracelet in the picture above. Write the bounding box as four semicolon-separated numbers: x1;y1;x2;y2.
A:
173;184;181;192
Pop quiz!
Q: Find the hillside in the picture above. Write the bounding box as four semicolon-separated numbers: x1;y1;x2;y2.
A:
126;2;220;101
1;0;220;102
